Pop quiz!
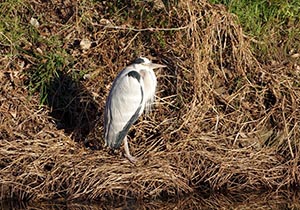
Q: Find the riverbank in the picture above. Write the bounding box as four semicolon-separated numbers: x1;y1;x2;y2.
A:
0;0;299;202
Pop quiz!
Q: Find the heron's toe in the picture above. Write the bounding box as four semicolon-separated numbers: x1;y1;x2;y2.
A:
125;154;137;164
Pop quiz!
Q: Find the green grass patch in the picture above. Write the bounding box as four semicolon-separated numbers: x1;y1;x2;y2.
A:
28;52;68;105
0;0;29;56
209;0;300;62
0;0;87;106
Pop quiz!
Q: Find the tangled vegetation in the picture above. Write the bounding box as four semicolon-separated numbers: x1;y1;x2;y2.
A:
0;0;299;203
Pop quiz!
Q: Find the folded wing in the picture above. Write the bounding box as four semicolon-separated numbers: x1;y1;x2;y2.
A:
104;70;144;149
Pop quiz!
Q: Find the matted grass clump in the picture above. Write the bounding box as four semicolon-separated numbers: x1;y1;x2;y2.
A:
0;0;299;202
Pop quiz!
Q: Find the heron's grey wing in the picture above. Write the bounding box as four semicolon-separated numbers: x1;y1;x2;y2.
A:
104;70;144;149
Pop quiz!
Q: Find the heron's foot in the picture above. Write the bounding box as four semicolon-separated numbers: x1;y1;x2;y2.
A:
125;153;137;164
123;136;137;164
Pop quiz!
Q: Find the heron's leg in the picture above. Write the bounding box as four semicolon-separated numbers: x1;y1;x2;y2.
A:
124;136;137;163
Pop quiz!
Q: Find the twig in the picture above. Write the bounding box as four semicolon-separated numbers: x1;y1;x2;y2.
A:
121;32;141;52
99;18;202;32
103;25;190;32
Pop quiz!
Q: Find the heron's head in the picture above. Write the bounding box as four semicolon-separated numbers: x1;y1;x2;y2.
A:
133;57;166;70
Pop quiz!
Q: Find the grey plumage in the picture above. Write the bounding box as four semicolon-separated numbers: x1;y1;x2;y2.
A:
104;57;166;162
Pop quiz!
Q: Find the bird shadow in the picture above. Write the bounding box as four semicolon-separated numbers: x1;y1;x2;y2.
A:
44;70;103;148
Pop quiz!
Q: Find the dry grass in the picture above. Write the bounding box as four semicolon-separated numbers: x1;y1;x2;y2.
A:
0;0;300;202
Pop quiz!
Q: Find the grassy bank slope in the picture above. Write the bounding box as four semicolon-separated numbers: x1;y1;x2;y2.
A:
0;0;299;202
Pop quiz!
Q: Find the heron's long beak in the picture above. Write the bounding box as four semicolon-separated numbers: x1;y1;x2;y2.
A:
148;63;167;69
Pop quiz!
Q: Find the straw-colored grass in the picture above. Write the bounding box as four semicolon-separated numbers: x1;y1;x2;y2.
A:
0;0;299;202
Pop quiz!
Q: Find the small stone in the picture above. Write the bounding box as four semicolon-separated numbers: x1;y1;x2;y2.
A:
36;47;43;54
80;38;91;50
100;18;112;25
30;17;40;28
83;73;91;80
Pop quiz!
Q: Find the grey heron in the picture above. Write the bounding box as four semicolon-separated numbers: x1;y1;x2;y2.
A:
104;57;166;163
